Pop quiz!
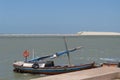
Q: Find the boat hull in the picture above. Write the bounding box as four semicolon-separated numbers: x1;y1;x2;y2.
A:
13;63;95;75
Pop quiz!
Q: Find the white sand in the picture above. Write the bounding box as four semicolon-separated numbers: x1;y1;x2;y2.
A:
77;31;120;36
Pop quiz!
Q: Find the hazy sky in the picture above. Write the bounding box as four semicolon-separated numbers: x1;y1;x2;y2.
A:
0;0;120;34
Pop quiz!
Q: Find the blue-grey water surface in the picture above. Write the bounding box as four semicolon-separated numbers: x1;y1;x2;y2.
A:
0;35;120;80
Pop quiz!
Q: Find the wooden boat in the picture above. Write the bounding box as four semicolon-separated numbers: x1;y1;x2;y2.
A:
13;37;95;75
102;61;120;67
100;58;120;67
13;61;95;75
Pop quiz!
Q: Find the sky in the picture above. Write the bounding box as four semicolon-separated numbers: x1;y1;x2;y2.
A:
0;0;120;34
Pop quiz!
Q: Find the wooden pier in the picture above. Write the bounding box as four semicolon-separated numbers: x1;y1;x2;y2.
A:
30;66;120;80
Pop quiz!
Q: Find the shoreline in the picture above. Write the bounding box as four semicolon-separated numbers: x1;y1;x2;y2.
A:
77;31;120;36
0;32;120;37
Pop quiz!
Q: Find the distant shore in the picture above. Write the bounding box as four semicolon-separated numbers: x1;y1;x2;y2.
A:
0;32;120;37
77;32;120;36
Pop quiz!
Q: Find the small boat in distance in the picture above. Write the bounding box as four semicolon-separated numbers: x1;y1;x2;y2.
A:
13;37;95;75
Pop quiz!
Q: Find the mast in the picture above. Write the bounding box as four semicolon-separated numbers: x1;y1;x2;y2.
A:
32;49;35;59
63;36;71;66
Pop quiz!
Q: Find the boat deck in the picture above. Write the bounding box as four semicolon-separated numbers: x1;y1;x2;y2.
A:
30;66;120;80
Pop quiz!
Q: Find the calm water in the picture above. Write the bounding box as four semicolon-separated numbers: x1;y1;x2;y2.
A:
0;35;120;80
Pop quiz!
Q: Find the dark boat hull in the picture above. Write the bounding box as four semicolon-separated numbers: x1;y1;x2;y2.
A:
13;63;95;75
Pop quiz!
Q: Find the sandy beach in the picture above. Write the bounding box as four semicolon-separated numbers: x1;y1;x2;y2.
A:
0;32;120;37
77;32;120;36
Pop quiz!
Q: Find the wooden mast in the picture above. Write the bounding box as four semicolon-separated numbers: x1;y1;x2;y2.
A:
63;36;71;66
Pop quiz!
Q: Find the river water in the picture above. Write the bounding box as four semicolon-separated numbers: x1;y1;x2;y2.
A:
0;35;120;80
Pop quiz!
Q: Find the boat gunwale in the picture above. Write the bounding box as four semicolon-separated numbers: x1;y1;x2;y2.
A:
13;62;95;69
